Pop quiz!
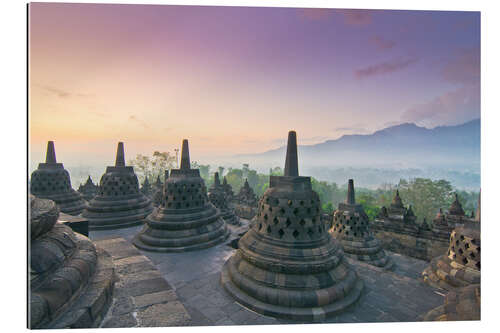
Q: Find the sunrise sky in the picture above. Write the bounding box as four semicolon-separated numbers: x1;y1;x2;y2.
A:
29;3;480;167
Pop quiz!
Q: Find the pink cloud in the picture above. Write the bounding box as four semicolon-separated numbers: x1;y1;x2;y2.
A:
441;48;480;85
401;84;480;126
371;35;396;50
336;9;373;25
355;57;419;79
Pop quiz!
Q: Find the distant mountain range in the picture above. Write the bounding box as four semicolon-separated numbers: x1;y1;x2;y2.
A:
231;119;480;171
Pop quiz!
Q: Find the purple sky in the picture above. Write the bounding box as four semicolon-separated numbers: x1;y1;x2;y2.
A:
29;3;480;166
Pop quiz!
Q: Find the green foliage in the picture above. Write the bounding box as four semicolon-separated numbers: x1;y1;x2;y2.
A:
397;178;453;223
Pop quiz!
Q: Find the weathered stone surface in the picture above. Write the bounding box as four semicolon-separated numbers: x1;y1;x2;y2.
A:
30;141;86;216
133;290;178;309
221;131;363;321
29;195;115;329
423;221;480;291
329;179;393;270
133;139;229;252
82;142;153;230
137;302;192;327
208;172;240;226
424;284;480;321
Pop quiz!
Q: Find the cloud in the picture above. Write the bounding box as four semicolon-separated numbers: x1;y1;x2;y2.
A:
400;84;480;127
371;35;396;50
336;9;373;26
399;48;480;127
37;85;71;98
441;48;480;85
297;8;332;21
35;84;93;99
355;57;419;79
128;115;150;129
334;127;370;134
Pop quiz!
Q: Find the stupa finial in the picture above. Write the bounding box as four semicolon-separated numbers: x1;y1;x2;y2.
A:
180;139;191;170
284;130;299;177
115;142;125;167
346;179;356;205
214;172;221;186
45;141;57;164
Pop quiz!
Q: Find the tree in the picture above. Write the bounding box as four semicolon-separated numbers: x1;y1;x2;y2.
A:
397;178;453;223
128;151;176;184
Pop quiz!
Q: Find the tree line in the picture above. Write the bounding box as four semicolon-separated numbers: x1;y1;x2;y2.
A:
128;152;479;226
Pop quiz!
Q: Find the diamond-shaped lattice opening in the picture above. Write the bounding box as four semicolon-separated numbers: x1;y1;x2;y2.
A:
267;225;272;234
280;208;285;214
462;257;468;265
300;200;304;206
286;218;291;227
318;226;323;234
258;223;262;231
288;200;293;207
459;248;464;255
465;243;470;249
293;230;299;238
264;214;268;220
278;229;284;238
299;219;305;226
293;208;299;215
460;235;465;240
470;252;475;258
307;228;314;237
273;217;279;225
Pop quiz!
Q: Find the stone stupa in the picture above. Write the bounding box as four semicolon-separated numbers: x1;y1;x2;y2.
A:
222;176;234;201
30;141;86;215
423;193;481;320
208;172;240;225
77;175;98;202
152;170;168;207
29;195;114;328
423;208;480;290
140;176;153;197
236;178;258;207
221;131;363;321
82;142;153;230
132;139;229;252
329;179;393;269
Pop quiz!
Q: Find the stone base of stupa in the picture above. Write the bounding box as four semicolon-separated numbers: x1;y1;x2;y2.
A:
221;209;241;226
423;284;480;321
132;205;230;252
30;223;115;329
220;251;364;321
422;255;480;291
84;195;153;230
36;191;87;216
340;238;394;270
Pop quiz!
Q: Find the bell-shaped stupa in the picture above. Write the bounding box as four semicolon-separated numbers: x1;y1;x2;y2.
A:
220;131;363;321
140;176;153;197
77;175;98;202
29;195;114;328
82;142;153;230
152;170;168;207
236;178;258;207
423;206;480;290
30;141;87;215
208;172;240;225
132;139;229;252
221;176;234;200
329;179;393;269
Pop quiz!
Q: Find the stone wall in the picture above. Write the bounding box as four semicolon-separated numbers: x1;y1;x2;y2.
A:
371;226;449;261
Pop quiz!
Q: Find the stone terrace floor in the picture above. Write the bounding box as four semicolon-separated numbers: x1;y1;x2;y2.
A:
90;220;446;326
